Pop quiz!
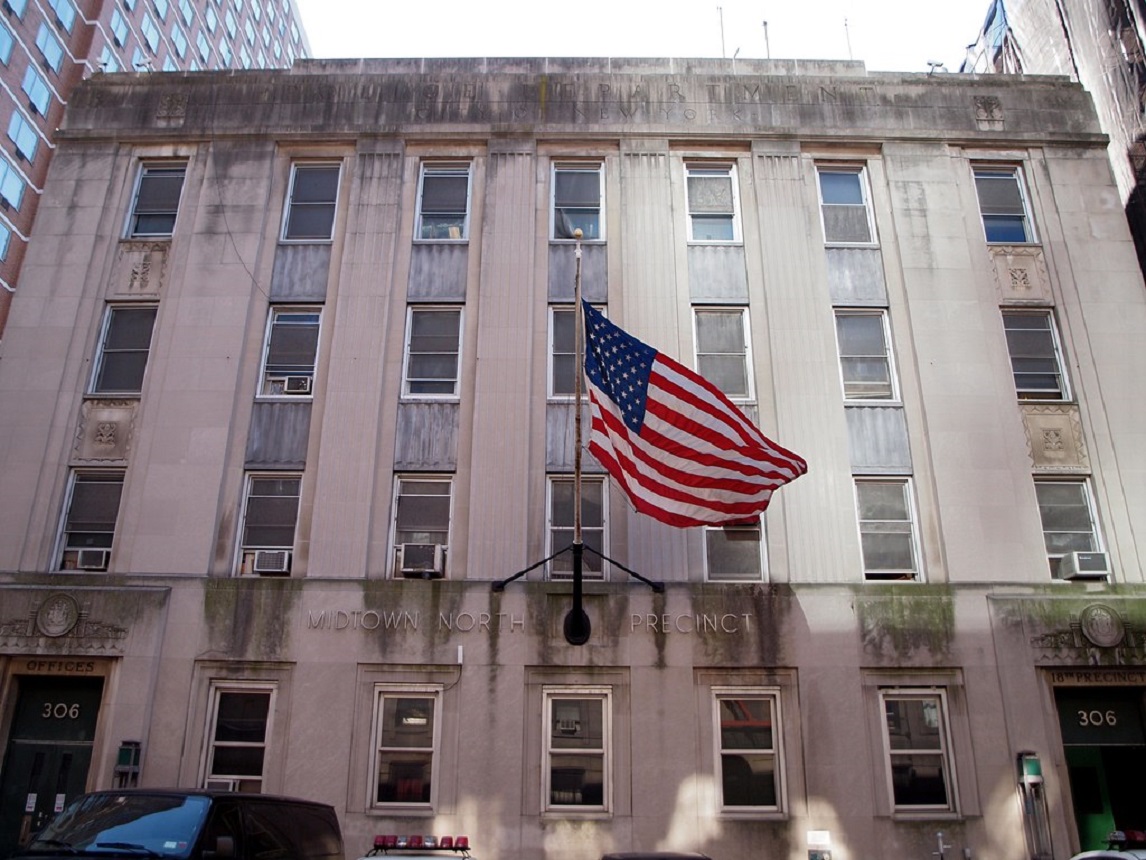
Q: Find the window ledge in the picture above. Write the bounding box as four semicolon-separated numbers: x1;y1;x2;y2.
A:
888;810;962;822
279;239;334;246
366;807;435;817
717;810;789;821
541;810;611;820
412;238;469;245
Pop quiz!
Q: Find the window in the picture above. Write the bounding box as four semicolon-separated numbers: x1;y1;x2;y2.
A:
5;0;26;17
152;0;167;19
881;690;955;811
140;12;160;52
123;0;136;10
21;65;50;115
855;479;920;580
98;45;120;72
91;305;157;394
834;310;897;401
1035;480;1101;577
0;21;12;63
258;307;321;397
402;306;461;398
224;7;236;36
1001;310;1068;400
371;687;439;807
171;24;187;57
202;685;273;792
127;162;187;237
205;4;217;30
686;164;739;242
0;222;11;261
47;0;75;31
544;688;610;811
58;471;124;571
7;112;37;162
239;43;250;68
547;476;605;580
694;307;752;401
715;690;783;810
392;477;452;579
817;166;875;244
237;474;301;575
0;154;25;209
282;162;339;241
179;0;193;24
197;31;211;62
244;18;255;45
548;305;577;398
110;9;128;45
705;520;764;582
552;162;603;240
35;24;63;73
974;166;1035;243
131;46;146;70
415;163;470;240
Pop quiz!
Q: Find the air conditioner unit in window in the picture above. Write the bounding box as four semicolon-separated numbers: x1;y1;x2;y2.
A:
283;376;312;395
204;778;238;791
253;549;291;574
398;543;444;578
1057;551;1109;581
77;549;110;571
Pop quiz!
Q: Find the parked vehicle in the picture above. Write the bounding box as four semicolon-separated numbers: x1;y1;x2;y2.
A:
1071;830;1146;860
7;789;343;860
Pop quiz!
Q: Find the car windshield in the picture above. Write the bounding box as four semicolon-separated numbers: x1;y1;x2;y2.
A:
27;794;211;858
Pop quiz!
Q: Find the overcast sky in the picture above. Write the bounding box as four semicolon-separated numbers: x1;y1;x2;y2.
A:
293;0;994;75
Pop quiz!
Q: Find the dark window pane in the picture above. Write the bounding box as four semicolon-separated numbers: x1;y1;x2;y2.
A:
214;692;269;742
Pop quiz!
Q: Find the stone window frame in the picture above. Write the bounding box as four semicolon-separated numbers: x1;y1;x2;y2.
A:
368;684;443;811
89;303;158;395
815;162;878;246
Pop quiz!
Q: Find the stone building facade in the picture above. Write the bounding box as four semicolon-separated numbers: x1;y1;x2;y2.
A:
0;58;1144;860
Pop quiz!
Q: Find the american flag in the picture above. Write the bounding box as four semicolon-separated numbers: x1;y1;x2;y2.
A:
582;300;807;527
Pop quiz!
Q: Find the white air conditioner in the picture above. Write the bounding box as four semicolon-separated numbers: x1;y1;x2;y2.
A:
398;543;444;578
253;549;291;574
1057;551;1109;581
204;778;238;791
283;376;312;395
77;549;110;571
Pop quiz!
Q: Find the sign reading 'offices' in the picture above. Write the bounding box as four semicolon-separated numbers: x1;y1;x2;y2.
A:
305;608;755;636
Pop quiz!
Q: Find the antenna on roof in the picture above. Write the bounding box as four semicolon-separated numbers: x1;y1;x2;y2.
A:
717;6;726;59
844;17;853;61
763;20;770;60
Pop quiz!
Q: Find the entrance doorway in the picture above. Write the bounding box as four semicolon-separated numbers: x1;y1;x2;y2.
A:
0;676;104;856
1055;687;1146;851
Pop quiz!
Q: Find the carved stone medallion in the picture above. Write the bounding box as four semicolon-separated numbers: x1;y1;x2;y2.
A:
35;593;81;637
1079;604;1125;648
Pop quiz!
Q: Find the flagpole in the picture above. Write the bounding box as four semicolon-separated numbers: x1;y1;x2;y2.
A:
564;228;591;645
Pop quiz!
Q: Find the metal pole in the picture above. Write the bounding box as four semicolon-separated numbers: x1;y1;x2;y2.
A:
564;229;591;645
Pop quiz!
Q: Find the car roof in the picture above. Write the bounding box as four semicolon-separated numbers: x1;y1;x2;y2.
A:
601;854;712;860
79;789;335;809
1070;851;1146;860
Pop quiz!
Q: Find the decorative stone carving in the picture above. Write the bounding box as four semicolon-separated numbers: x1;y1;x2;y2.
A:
974;96;1004;130
0;592;128;652
155;92;188;128
73;400;136;463
111;242;168;298
1030;603;1144;664
990;245;1051;303
1022;403;1088;472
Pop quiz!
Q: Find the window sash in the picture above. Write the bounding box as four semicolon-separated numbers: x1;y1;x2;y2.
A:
818;168;874;244
240;475;301;550
60;473;125;568
881;691;954;810
835;310;895;400
715;691;782;810
974;167;1034;243
259;308;321;395
92;306;157;393
204;686;273;791
694;308;752;400
552;164;603;240
856;480;919;580
417;165;470;240
705;523;764;582
372;688;440;807
686;165;738;242
283;163;340;241
394;478;452;548
403;307;462;397
1035;481;1100;573
544;689;610;810
1002;310;1067;400
548;477;605;580
130;164;186;237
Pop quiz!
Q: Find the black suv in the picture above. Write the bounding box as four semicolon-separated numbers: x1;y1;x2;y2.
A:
7;790;343;860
